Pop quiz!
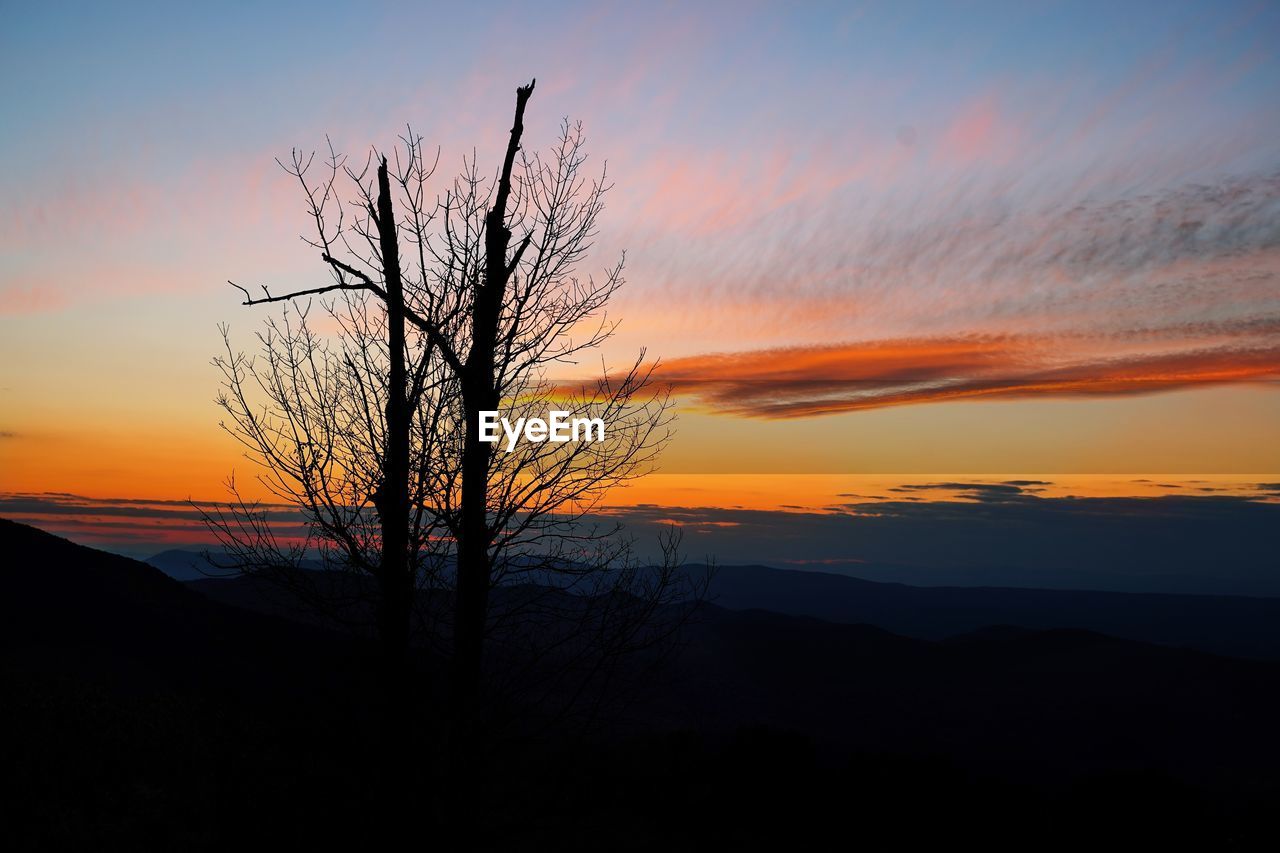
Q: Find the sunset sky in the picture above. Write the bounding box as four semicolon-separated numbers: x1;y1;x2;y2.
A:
2;1;1277;567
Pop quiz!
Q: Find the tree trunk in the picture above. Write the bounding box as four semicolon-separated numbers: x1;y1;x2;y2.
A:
373;155;413;745
453;80;535;708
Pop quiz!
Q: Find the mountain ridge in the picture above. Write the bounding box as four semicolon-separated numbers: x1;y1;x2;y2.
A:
148;547;1280;660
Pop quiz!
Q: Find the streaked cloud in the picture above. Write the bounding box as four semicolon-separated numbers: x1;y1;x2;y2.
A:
563;324;1280;417
0;492;307;557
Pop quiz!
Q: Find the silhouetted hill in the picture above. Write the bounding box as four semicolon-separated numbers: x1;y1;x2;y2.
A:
173;543;1280;789
1;518;394;849
1;520;365;689
698;562;1280;659
173;552;1280;659
667;609;1280;782
146;548;325;581
7;519;1280;848
143;548;228;581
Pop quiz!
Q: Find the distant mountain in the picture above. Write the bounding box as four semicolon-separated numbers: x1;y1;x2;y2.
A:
168;554;1280;660
693;563;1280;660
145;549;323;581
142;548;221;581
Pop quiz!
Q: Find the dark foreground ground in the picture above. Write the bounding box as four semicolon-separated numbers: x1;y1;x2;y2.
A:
4;518;1279;850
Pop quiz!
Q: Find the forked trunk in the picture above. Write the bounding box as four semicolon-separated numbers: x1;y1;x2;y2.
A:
373;155;414;744
452;79;535;710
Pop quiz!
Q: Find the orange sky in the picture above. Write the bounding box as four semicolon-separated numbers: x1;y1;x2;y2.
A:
3;3;1279;510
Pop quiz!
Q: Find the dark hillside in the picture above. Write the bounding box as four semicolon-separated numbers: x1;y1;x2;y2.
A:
6;519;1279;849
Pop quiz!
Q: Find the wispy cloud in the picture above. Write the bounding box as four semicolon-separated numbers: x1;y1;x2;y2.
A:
564;324;1280;418
0;492;307;557
888;482;1048;501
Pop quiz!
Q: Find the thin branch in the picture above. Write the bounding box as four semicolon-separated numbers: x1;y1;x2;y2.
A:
230;279;372;306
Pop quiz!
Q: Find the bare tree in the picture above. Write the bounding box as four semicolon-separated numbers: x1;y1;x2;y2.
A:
204;81;700;739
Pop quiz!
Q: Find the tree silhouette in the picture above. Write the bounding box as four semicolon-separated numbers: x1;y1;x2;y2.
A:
203;81;699;747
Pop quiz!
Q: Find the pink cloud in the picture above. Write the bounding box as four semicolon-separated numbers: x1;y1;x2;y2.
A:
0;279;68;315
934;96;1024;166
